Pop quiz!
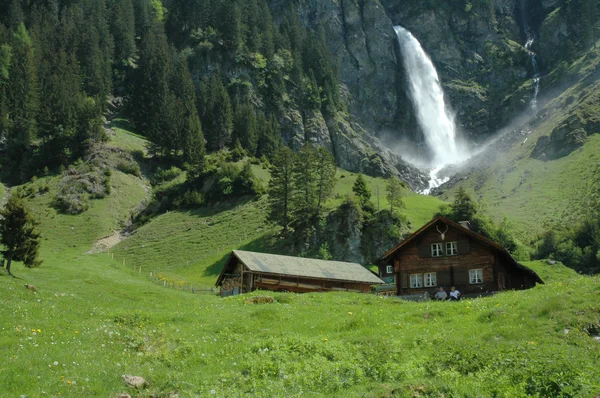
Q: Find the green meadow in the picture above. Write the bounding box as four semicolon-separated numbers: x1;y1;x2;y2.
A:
1;127;599;397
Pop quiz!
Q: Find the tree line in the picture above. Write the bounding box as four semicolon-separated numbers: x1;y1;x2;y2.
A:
0;0;344;184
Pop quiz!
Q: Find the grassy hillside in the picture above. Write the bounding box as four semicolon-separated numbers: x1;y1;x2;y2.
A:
1;249;598;397
440;46;600;237
1;118;599;398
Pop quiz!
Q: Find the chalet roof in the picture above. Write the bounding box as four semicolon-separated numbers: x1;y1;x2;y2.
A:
216;250;385;286
380;216;544;284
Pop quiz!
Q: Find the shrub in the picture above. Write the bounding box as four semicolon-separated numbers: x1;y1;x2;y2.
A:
116;159;141;177
153;166;182;184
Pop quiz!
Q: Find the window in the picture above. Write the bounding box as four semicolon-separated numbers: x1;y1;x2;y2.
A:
446;241;458;256
431;243;443;257
469;269;483;284
386;265;393;274
424;272;437;287
410;274;423;288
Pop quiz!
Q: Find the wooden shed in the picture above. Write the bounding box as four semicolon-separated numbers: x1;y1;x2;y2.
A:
216;250;385;296
378;216;543;296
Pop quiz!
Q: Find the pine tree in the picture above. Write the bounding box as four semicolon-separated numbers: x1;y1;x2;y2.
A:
203;73;232;151
267;147;296;234
386;177;405;213
352;174;371;208
6;23;38;178
170;52;205;165
232;101;258;154
450;186;477;221
0;195;42;277
256;114;281;160
130;22;172;155
314;146;337;217
110;0;136;63
292;144;319;223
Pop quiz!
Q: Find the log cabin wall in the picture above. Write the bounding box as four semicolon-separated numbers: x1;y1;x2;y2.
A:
391;223;498;296
252;273;372;293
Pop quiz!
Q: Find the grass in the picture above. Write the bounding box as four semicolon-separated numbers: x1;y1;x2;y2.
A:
1;121;599;397
1;250;599;397
442;79;600;238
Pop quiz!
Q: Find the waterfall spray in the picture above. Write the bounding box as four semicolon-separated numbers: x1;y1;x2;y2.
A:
394;26;467;192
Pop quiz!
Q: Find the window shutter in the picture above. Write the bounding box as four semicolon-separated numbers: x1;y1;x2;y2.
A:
438;271;451;286
418;244;430;258
401;273;408;289
454;270;469;284
457;240;470;255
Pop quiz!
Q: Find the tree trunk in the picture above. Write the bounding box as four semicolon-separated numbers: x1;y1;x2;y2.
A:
6;254;13;277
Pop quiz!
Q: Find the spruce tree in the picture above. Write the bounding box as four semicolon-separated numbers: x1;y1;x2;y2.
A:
352;174;371;208
386;177;405;213
267;146;296;234
203;73;232;151
6;23;38;178
170;52;205;165
314;146;337;217
232;101;258;155
0;195;42;276
450;186;477;221
256;114;281;160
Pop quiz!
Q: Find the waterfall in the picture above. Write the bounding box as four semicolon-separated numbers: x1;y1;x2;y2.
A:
521;0;540;109
394;26;466;192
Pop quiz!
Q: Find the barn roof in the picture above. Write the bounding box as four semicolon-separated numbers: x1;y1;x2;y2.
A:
379;216;543;284
216;250;385;286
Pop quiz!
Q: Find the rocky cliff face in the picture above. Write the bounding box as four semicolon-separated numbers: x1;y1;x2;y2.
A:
273;0;538;144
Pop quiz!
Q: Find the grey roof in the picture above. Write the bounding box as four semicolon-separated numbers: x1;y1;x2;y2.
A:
229;250;384;284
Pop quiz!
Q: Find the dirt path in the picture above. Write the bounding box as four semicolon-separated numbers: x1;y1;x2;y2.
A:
87;230;128;254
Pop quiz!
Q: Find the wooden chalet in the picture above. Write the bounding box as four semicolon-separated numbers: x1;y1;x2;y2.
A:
216;250;384;296
378;216;543;296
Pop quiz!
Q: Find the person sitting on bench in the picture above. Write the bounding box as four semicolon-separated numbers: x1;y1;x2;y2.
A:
448;286;461;301
434;286;447;300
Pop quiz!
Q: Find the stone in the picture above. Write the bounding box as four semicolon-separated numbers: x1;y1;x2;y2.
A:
117;394;131;398
122;375;147;389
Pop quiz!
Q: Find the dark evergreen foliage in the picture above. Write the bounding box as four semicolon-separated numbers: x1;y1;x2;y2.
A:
0;194;42;276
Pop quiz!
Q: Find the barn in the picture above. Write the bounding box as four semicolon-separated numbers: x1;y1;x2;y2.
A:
216;250;384;296
378;216;543;296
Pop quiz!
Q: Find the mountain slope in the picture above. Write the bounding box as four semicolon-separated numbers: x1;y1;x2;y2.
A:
437;42;600;236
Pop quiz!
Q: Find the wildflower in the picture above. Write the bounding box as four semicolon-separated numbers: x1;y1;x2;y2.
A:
210;390;216;394
53;361;59;366
348;312;353;315
37;329;41;333
323;338;329;342
75;331;78;334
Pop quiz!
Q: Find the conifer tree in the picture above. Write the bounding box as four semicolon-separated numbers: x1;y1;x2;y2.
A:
314;146;337;217
386;177;404;213
232;101;258;154
170;52;205;165
6;23;38;177
203;73;232;151
0;195;42;277
256;114;281;160
450;186;477;221
352;174;371;208
267;147;296;234
110;0;136;63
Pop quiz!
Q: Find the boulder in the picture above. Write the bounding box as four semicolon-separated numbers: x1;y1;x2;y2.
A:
122;375;147;389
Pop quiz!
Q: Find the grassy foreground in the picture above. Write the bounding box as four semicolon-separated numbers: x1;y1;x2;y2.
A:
1;251;599;397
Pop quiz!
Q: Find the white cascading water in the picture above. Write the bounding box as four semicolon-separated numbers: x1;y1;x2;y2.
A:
394;26;466;193
521;0;540;109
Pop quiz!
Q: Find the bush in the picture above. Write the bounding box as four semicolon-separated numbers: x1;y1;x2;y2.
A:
153;166;182;184
52;163;111;214
116;159;141;177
